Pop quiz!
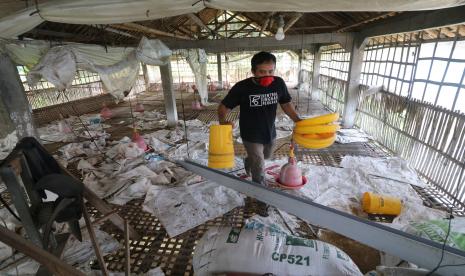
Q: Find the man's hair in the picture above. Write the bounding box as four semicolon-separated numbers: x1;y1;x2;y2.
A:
251;51;276;72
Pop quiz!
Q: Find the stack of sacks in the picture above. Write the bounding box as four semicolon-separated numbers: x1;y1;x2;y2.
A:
293;113;340;149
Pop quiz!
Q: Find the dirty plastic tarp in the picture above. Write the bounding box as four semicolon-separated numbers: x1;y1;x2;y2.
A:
26;37;172;99
340;156;426;188
142;181;245;237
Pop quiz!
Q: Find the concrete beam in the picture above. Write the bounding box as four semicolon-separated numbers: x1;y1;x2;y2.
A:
311;45;322;100
0;53;37;139
159;63;178;127
360;6;465;40
163;32;355;53
142;63;150;91
112;23;192;40
342;36;367;128
217;53;223;88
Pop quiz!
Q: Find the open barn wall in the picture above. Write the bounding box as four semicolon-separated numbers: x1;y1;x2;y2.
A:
316;26;465;210
15;65;147;125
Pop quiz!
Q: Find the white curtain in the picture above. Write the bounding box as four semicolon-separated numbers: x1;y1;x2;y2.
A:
182;49;209;105
13;37;172;99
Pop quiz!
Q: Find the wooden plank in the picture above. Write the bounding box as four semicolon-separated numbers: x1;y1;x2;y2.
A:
82;186;140;240
83;204;109;276
124;220;131;276
283;13;303;33
0;225;85;276
337;12;396;33
112;23;191;40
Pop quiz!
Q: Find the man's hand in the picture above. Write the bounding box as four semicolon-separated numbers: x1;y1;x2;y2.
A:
220;121;235;128
218;103;234;127
280;102;301;122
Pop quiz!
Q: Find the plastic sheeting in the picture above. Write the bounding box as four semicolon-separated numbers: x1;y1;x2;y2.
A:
336;128;371;144
0;130;17;160
340;156;426;187
1;0;464;38
181;49;209;105
142;181;244;237
26;37;172;99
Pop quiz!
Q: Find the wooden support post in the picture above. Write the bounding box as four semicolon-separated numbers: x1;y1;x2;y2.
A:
342;36;367;128
0;53;37;139
82;186;140;240
124;220;131;276
217;53;223;89
311;46;322;100
82;203;109;276
160;62;178;127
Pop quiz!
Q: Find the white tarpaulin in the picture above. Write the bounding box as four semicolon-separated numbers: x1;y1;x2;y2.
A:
181;49;209;105
1;0;463;38
24;37;171;99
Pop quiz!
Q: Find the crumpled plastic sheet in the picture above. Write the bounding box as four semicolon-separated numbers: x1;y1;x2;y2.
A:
0;206;22;262
336;128;371;144
340;156;427;188
0;130;17;160
132;110;167;130
62;227;121;267
142;181;245;237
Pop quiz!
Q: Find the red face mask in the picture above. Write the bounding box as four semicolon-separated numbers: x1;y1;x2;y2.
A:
258;76;275;87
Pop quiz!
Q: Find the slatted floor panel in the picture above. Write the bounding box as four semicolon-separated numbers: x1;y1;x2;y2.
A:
1;89;464;275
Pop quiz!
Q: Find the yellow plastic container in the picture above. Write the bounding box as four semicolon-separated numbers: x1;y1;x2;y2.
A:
208;125;235;169
362;192;402;216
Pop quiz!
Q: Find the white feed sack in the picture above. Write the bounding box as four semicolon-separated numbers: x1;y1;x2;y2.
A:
193;226;363;276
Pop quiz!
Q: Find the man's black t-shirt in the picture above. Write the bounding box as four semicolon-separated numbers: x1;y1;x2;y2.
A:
221;77;292;144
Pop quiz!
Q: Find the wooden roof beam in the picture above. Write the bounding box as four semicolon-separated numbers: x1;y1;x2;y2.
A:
283;13;303;33
187;13;218;37
213;12;240;32
112;23;191;40
259;12;275;37
228;22;251;38
440;26;456;37
337;12;396;32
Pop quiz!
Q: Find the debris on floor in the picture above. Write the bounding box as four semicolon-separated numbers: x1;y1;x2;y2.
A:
336;128;371;144
0;130;17;160
261;157;446;230
142;181;244;237
62;227;121;267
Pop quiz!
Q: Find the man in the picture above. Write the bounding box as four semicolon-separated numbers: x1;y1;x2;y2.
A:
218;51;301;216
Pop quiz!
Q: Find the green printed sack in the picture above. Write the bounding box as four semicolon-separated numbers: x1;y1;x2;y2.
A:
404;218;465;251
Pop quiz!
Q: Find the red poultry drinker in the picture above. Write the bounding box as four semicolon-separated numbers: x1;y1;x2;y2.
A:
100;103;113;120
132;130;147;151
277;145;307;189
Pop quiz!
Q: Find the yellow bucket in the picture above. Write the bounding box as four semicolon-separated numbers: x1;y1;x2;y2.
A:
362;192;402;216
208;125;235;169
